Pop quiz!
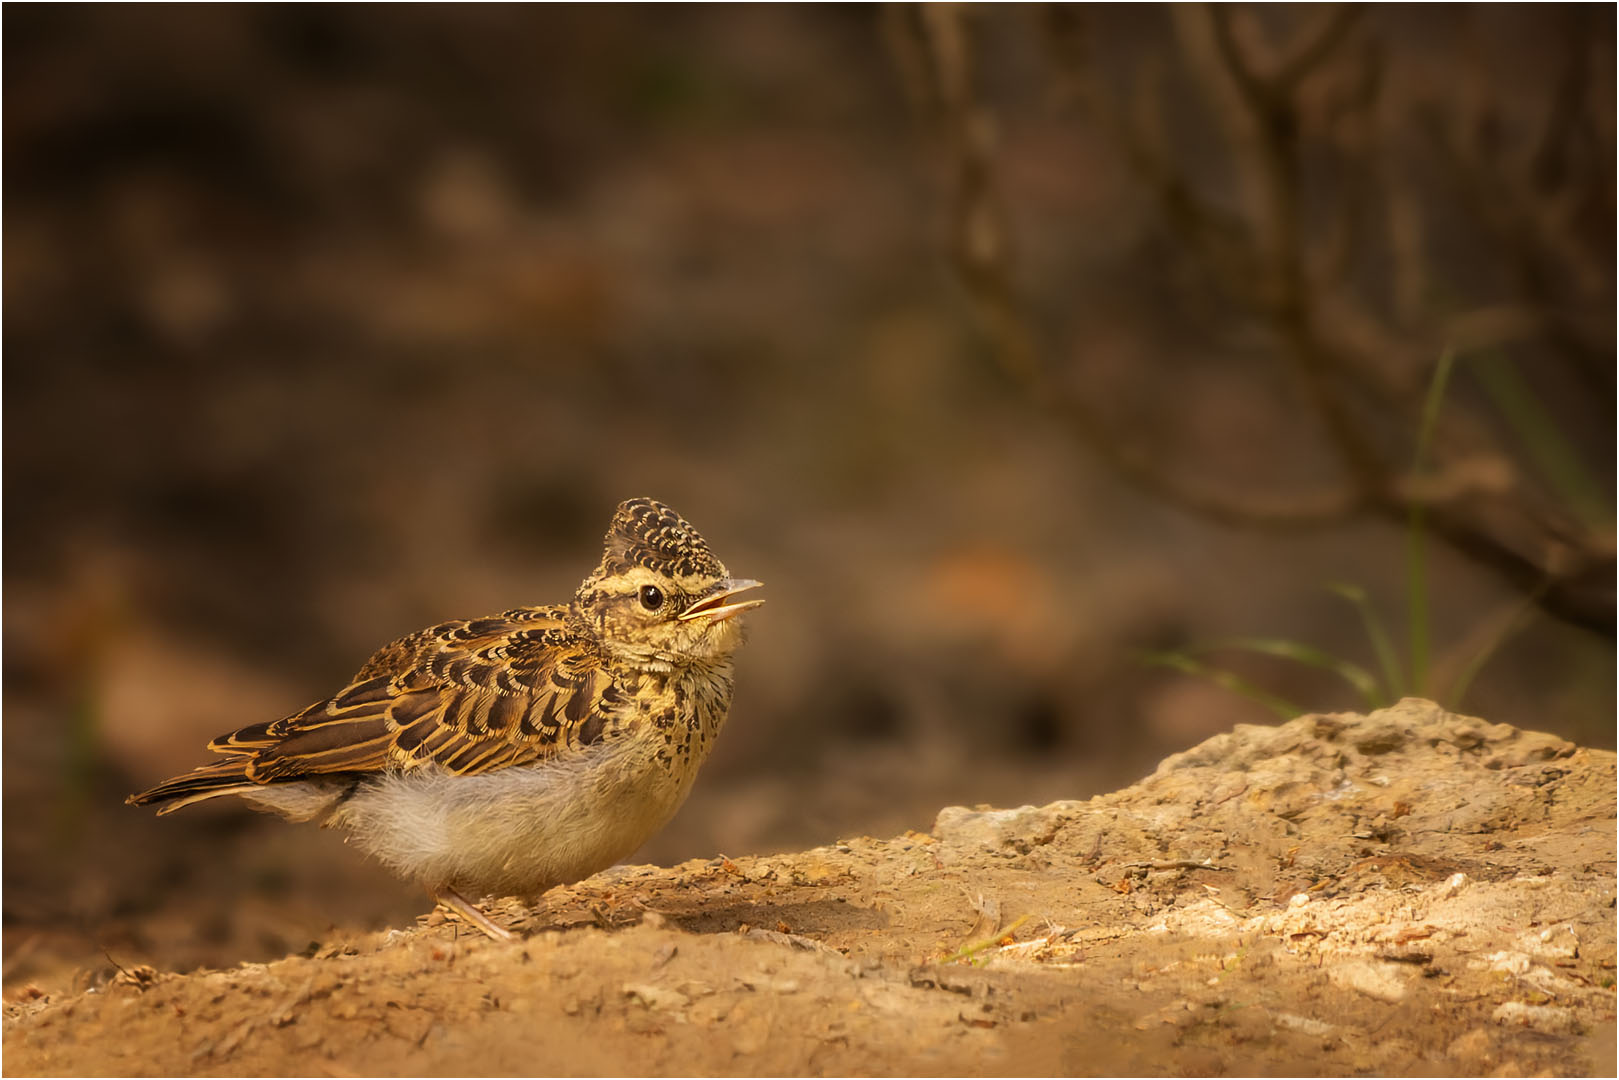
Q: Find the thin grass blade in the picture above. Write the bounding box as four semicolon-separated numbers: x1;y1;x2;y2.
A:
1407;346;1457;697
1446;589;1544;709
1205;637;1386;711
1140;651;1303;720
1327;582;1405;700
1471;350;1610;528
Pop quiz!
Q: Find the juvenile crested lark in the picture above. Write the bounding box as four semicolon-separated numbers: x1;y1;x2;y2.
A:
128;497;762;940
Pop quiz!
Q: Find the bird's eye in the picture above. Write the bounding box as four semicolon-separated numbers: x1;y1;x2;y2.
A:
639;585;665;611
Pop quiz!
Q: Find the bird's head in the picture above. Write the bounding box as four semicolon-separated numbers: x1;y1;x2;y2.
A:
571;498;763;665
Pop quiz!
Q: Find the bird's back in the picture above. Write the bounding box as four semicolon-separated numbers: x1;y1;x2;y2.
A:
126;604;630;814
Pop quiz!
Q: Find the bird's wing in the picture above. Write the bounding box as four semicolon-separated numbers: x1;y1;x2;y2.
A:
205;606;630;781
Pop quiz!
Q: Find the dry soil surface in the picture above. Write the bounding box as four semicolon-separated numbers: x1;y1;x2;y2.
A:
6;699;1615;1076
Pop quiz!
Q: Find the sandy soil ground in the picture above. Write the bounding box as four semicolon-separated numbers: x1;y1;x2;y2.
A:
5;698;1614;1076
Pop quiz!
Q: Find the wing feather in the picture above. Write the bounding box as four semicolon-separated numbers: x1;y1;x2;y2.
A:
132;606;627;808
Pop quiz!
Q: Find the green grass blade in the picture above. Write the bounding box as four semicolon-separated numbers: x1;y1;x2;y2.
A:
1405;514;1429;696
1327;582;1405;700
1140;651;1304;720
1446;590;1543;710
1205;637;1386;711
1470;350;1610;528
1407;346;1457;697
1412;345;1456;474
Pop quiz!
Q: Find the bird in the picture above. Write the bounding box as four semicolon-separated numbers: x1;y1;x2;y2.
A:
128;497;763;940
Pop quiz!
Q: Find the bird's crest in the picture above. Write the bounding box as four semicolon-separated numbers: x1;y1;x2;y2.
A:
594;498;726;583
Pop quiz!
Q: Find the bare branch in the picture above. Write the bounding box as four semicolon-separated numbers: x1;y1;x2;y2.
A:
1274;5;1365;92
896;4;1614;634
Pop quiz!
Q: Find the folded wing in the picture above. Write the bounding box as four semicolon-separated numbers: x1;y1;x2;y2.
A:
128;607;627;810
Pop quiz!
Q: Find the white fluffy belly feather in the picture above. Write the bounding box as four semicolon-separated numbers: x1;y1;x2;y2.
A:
327;732;695;898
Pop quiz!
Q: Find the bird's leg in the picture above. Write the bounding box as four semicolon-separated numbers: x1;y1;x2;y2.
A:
432;886;516;942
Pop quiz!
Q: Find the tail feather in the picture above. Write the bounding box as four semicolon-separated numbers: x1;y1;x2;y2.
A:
129;761;352;822
127;761;256;814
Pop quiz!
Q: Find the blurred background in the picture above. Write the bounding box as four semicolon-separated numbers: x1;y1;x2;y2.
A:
5;5;1612;987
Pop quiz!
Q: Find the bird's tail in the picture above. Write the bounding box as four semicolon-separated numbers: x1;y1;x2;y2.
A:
126;762;258;816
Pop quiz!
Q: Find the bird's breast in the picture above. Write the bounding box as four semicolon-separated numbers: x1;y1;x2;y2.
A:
638;661;735;778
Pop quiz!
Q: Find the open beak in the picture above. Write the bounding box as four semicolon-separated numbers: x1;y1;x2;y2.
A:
678;579;765;622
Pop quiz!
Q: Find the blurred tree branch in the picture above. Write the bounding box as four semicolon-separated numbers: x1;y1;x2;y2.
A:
889;3;1614;636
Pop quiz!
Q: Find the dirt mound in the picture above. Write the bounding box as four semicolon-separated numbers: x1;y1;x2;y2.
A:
6;699;1614;1076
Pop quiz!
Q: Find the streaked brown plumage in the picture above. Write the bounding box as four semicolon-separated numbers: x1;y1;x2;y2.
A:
128;497;762;939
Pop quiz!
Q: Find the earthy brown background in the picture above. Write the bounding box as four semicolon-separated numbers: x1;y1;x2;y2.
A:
4;4;1613;992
